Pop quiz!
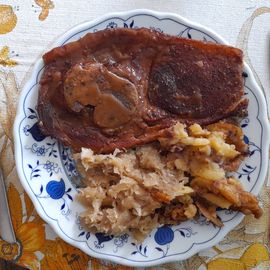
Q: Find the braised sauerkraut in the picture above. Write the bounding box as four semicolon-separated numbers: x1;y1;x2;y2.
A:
76;121;262;242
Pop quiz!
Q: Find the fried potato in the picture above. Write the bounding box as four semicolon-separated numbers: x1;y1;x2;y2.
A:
207;121;247;153
190;159;225;180
202;193;232;209
209;131;240;158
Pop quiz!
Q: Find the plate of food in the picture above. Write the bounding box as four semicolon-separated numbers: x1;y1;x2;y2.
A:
14;9;270;267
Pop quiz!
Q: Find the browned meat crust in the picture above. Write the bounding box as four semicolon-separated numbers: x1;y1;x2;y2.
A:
38;28;245;153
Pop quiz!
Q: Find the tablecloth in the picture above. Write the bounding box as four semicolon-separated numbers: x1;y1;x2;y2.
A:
0;0;270;269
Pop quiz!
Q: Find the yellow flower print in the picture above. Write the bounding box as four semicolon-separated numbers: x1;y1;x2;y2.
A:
0;46;17;67
240;243;270;269
17;222;45;253
207;243;270;270
34;0;54;21
2;184;46;270
90;258;135;270
0;5;17;34
16;222;45;270
0;221;44;270
40;238;90;269
4;183;89;270
0;239;20;261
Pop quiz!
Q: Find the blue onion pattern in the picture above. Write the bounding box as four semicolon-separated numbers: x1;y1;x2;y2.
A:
94;233;114;248
43;161;57;173
95;233;114;246
154;226;174;245
131;243;148;257
46;179;66;200
36;145;46;156
106;22;117;28
123;20;134;28
26;122;46;142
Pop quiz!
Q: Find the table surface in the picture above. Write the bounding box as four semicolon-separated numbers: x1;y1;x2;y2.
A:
0;1;270;269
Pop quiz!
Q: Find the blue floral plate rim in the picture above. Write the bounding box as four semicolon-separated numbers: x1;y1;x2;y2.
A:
13;9;270;267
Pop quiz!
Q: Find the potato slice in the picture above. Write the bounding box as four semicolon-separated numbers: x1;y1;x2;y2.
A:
202;193;232;209
190;160;225;180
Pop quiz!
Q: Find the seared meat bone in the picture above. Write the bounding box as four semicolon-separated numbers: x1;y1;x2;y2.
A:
64;63;138;128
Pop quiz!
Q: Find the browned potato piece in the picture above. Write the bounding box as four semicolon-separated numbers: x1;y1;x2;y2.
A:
192;177;262;219
207;121;248;153
202;193;232;209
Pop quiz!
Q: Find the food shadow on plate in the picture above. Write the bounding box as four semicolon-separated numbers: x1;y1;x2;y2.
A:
58;143;85;189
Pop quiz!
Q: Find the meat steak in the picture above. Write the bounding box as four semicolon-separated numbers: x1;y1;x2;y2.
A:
38;28;245;153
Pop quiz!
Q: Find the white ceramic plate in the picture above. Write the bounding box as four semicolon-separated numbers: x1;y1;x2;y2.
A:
14;9;270;267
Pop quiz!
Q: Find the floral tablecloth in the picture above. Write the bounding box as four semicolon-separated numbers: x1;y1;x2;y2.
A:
0;1;270;269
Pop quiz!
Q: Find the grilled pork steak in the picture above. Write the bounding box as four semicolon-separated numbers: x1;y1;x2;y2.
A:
38;28;245;153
